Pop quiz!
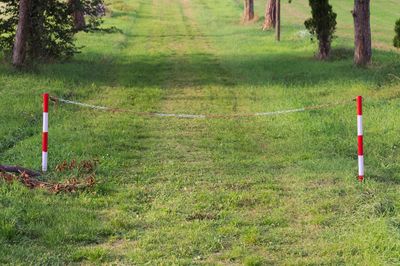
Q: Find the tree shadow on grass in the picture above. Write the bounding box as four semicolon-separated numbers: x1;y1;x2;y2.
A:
28;48;400;91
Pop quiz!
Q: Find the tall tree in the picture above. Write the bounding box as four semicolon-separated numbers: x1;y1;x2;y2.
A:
352;0;371;66
243;0;254;22
68;0;86;31
262;0;276;30
1;0;105;66
13;0;31;67
304;0;337;59
275;0;280;41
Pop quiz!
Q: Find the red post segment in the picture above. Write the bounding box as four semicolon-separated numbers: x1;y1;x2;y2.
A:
356;95;362;115
42;132;48;152
43;93;49;112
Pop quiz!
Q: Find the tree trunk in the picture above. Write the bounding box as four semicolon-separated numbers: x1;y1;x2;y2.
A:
317;37;330;59
13;0;31;67
69;0;86;31
353;0;371;66
275;0;280;41
262;0;276;30
243;0;254;22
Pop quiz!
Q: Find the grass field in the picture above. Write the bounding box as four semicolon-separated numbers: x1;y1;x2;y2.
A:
1;0;400;264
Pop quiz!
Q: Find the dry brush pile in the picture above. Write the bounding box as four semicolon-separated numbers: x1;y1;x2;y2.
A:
0;160;97;193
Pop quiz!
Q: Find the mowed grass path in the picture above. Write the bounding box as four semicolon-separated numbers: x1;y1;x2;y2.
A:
1;0;400;264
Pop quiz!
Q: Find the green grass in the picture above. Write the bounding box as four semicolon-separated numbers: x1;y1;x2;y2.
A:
1;0;400;264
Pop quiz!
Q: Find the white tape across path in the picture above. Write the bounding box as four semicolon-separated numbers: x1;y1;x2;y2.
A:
51;96;340;119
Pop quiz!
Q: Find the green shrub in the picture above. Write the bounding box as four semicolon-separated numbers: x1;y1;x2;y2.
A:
0;0;104;61
304;0;337;59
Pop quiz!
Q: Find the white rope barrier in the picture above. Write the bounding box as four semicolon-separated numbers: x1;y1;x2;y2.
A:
50;96;349;119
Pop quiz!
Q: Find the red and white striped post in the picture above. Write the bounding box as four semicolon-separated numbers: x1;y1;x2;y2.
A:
42;93;49;172
356;96;364;182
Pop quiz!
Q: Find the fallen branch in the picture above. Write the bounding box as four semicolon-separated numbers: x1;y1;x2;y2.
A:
0;165;41;177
